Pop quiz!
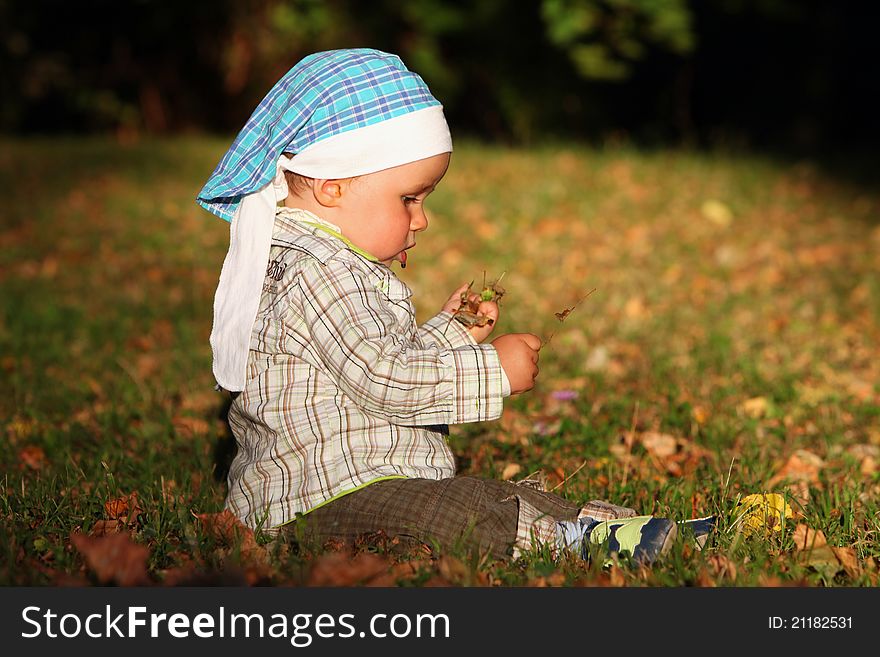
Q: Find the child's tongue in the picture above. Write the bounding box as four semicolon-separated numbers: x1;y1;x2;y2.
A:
398;250;408;268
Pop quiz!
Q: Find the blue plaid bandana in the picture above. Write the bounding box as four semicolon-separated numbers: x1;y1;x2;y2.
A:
198;48;442;222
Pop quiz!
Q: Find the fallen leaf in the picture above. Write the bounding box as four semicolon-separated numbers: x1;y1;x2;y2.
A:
791;524;853;577
501;462;522;481
691;405;709;425
701;199;733;227
104;491;142;527
640;432;677;458
791;524;827;550
174;416;211;437
830;547;861;577
767;449;825;488
193;509;262;560
740;396;769;419
71;532;150;586
437;555;469;584
707;554;738;581
307;552;390;586
89;519;123;536
733;493;792;536
608;565;626;587
19;445;46;470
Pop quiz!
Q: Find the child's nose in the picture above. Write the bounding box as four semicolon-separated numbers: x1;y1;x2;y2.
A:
411;208;428;232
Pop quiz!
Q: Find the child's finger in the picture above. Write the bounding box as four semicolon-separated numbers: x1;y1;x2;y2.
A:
476;300;499;323
441;283;470;313
520;333;543;351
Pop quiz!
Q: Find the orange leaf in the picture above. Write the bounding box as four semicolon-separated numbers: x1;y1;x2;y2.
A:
174;416;212;437
193;509;260;556
19;445;46;470
71;532;150;586
767;449;825;488
104;492;142;526
307;552;390;586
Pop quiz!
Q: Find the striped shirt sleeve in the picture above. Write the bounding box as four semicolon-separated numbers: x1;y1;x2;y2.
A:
294;256;506;425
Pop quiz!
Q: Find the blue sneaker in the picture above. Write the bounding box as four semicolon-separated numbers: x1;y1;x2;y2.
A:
677;516;717;550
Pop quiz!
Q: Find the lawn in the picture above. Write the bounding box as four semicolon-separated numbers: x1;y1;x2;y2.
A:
1;137;878;586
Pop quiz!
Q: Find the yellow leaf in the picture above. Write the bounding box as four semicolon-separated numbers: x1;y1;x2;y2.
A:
701;199;733;227
740;396;769;419
501;462;522;481
733;493;792;536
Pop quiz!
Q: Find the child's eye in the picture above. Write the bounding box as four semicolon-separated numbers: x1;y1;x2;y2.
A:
402;196;419;205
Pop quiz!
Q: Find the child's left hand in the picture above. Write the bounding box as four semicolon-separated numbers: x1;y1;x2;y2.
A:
441;283;499;343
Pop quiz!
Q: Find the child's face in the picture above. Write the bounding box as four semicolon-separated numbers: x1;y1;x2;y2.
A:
336;153;450;267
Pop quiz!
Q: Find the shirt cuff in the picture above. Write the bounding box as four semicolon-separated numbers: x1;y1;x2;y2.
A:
442;344;506;423
419;311;478;350
499;363;511;397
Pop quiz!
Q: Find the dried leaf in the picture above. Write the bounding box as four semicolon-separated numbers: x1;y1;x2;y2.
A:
767;449;825;488
173;415;211;437
437;555;469;584
640;432;677;458
830;547;861;577
791;525;848;576
89;520;123;536
19;445;46;470
701;199;733;227
501;462;522;481
71;532;150;586
307;552;390;586
104;491;142;526
193;509;261;559
740;396;769;419
733;493;793;536
707;554;738;581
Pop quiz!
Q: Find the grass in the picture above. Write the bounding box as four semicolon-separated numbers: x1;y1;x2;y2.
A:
1;136;879;586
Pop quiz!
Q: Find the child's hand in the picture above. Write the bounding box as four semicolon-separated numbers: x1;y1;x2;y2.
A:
491;333;541;394
441;283;499;343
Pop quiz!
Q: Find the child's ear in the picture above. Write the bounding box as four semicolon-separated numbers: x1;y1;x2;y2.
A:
312;179;345;207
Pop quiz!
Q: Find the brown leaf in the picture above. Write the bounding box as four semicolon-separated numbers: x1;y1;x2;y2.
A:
792;524;827;551
307;552;390;586
193;509;262;559
830;547;861;577
437;555;468;584
608;565;626;587
707;554;738;581
104;492;142;526
695;568;716;587
174;416;212;437
89;519;123;536
19;445;47;470
640;432;677;458
71;532;150;586
791;524;845;575
768;449;825;488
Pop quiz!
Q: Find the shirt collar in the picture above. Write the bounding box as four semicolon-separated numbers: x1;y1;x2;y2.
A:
275;206;380;263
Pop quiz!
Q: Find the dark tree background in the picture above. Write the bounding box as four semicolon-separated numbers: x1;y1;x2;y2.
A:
2;0;878;157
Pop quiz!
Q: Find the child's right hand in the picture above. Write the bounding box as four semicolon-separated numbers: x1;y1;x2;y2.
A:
491;333;541;394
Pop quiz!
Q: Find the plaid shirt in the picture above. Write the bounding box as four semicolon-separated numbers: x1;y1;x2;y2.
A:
225;208;509;529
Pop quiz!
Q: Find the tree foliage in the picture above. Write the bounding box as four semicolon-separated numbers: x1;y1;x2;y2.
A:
1;0;875;151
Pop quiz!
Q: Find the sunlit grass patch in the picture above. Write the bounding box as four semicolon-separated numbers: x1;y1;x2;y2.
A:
2;137;879;586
